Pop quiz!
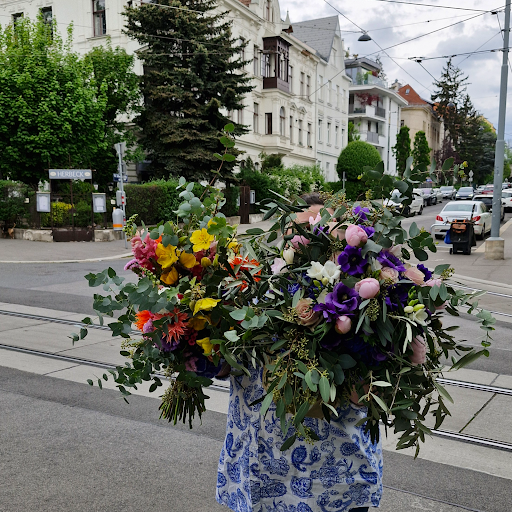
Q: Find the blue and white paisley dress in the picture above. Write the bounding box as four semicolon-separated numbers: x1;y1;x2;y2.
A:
216;367;383;512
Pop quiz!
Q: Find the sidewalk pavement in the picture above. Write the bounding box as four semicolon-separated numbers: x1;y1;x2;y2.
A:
0;301;511;512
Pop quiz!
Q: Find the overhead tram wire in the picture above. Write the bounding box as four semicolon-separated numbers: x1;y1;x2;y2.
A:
409;47;509;61
496;11;512;77
366;0;494;12
456;30;502;65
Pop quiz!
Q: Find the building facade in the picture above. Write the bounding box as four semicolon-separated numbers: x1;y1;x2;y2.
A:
0;0;351;182
393;82;444;162
345;57;407;176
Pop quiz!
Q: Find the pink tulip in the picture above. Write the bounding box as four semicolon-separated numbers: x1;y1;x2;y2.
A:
409;336;427;365
335;315;352;334
355;278;380;299
425;278;442;287
345;224;368;247
291;235;310;249
404;266;425;285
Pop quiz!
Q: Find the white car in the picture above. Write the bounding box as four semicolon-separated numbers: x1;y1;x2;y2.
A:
472;194;505;222
384;189;423;216
503;190;512;212
432;188;444;203
440;186;456;200
432;201;492;240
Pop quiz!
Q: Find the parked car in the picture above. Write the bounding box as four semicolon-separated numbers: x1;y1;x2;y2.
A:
433;201;491;240
502;190;512;212
440;186;456;200
476;185;485;193
432;188;444;203
384;189;424;216
502;182;511;190
481;185;494;195
416;188;436;206
472;194;505;221
455;187;475;200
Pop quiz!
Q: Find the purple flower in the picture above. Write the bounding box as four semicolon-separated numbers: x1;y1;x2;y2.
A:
338;246;368;276
362;226;375;238
384;283;411;311
353;206;370;222
315;283;359;320
319;328;343;349
288;283;301;295
124;258;139;271
377;251;406;272
417;264;432;281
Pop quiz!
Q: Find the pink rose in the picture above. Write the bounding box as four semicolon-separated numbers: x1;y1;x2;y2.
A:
271;257;286;274
409;336;427;365
355;278;380;299
425;278;442;287
295;298;320;327
291;235;310;249
345;224;368;247
335;315;352;334
404;266;425;286
380;266;399;283
389;245;402;257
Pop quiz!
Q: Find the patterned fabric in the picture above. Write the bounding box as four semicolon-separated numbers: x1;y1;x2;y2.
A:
216;367;383;512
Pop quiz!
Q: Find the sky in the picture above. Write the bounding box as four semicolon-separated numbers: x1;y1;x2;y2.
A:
279;0;512;141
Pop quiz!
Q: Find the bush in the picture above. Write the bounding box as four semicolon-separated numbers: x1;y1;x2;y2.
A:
239;168;281;212
267;165;325;197
125;179;181;225
336;141;382;200
41;202;73;227
0;180;29;225
222;185;240;217
322;181;345;194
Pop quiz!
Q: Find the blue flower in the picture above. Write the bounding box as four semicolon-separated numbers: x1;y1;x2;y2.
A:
338;246;368;276
417;264;432;280
288;283;301;296
377;251;406;272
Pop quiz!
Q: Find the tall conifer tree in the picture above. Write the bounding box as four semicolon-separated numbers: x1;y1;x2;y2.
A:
412;131;431;168
124;0;253;181
392;126;411;177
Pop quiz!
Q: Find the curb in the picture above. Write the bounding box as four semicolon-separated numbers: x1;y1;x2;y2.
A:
451;273;512;291
0;253;133;264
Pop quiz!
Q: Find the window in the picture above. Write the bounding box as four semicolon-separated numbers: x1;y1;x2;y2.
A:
335;125;339;146
289;116;293;143
41;7;53;29
336;85;340;108
12;12;23;26
405;88;410;94
288;65;293;92
239;38;245;62
328;80;332;104
307;123;311;147
253;46;259;76
400;120;405;127
306;75;311;98
237;108;243;125
318;119;323;141
279;107;285;136
261;54;270;77
298;120;303;146
93;0;106;37
265;0;273;21
318;76;323;101
300;72;305;96
326;162;330;179
253;103;259;133
327;122;331;144
265;113;272;135
367;121;372;132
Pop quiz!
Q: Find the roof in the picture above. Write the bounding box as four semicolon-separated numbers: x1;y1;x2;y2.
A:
345;57;381;72
291;16;340;62
398;84;431;106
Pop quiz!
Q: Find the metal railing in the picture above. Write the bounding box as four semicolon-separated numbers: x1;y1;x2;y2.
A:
375;106;386;118
349;104;366;114
366;131;380;143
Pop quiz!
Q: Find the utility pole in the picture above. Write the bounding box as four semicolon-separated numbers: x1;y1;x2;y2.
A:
115;142;128;249
486;0;511;259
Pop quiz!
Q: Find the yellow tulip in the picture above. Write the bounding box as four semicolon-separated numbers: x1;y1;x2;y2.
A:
201;257;212;268
156;244;179;268
196;337;213;356
188;315;209;331
190;229;214;252
179;251;198;269
194;297;221;315
160;267;179;285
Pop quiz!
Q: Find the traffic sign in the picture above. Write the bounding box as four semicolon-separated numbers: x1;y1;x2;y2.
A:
113;173;128;183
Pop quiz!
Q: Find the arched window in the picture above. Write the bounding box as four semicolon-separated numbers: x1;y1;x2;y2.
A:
280;107;286;136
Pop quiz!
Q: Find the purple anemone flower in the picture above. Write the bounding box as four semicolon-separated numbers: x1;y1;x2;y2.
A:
288;283;301;295
362;226;375;238
377;251;406;272
417;264;432;281
338;246;369;276
314;282;360;322
353;206;370;222
384;283;411;311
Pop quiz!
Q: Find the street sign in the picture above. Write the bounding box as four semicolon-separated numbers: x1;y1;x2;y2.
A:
48;169;92;180
113;173;128;183
469;170;474;178
468;177;473;182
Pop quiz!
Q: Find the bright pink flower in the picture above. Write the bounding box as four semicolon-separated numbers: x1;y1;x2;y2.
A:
409;336;427;365
345;224;368;247
131;233;159;270
355;277;380;299
404;266;425;285
335;315;352;334
291;235;310;249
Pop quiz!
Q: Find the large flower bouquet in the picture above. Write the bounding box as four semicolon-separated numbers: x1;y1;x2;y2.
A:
76;134;494;454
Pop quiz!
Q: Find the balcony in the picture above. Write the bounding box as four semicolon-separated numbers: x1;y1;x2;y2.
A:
352;75;388;88
375;106;386;118
366;132;380;144
349;105;366;114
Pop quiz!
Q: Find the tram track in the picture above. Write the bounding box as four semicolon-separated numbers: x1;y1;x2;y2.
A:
1;307;512;453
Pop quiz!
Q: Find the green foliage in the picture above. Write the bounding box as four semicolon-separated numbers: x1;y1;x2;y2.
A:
348;121;360;142
222;185;240;217
123;0;254;181
393;126;411;178
0;180;29;223
0;15;108;188
322;181;345;194
41;202;72;227
337;141;382;200
412;131;431;168
260;152;284;172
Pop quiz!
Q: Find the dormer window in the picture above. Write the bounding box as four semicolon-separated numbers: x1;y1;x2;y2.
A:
405;88;410;94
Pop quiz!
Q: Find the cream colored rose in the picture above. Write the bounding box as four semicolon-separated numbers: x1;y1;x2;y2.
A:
380;266;399;283
295;298;320;327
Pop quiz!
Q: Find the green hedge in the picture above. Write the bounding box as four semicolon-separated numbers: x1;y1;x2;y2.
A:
0;180;29;224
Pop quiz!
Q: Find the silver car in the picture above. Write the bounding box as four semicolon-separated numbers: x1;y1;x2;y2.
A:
432;201;491;240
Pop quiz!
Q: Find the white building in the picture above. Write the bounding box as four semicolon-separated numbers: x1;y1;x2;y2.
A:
0;0;351;182
345;57;407;175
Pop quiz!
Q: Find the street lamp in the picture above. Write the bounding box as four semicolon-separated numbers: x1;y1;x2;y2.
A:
358;32;372;42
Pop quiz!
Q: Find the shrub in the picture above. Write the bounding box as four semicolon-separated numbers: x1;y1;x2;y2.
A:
41;202;73;227
336;141;382;200
0;180;29;225
322;181;344;194
267;164;325;196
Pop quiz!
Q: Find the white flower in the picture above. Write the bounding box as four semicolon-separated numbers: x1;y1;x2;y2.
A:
412;309;429;326
317;289;328;304
307;261;325;280
283;248;295;265
404;306;414;314
271;258;286;275
322;260;341;284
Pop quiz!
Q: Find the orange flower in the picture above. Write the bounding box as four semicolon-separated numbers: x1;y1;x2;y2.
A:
229;256;261;290
157;308;189;343
135;310;152;331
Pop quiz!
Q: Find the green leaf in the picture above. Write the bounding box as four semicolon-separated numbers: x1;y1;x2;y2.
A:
372;381;392;387
229;309;247;321
319;376;330;402
245;228;265;235
409;222;420;237
434;264;450;275
224;123;235;133
442;157;454;171
294;401;311;426
260;392;274;417
435;383;454;404
223;153;236;162
304;371;318;392
370;392;389;412
224;330;240;342
280;434;297;451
